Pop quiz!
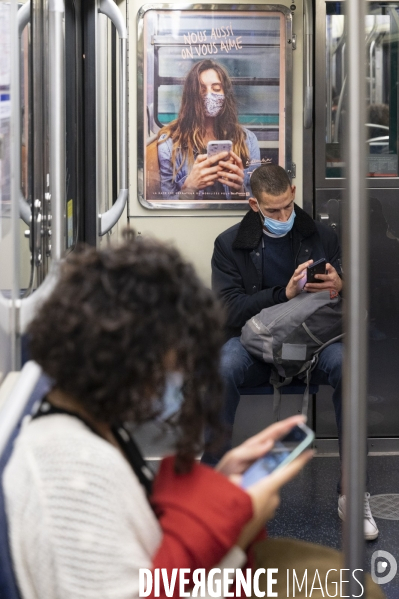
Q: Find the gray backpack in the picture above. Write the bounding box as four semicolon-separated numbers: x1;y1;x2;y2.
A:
240;290;343;419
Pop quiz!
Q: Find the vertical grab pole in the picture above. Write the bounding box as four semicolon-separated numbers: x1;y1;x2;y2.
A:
343;0;368;595
49;0;66;261
303;0;313;129
10;0;20;370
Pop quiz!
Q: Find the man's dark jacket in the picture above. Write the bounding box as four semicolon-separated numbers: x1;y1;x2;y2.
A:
212;204;342;339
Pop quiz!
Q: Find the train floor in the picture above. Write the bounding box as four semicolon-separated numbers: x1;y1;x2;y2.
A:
267;456;399;599
134;423;399;596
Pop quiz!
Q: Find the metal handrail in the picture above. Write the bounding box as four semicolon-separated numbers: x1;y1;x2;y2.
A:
369;40;376;104
17;1;31;226
342;42;346;85
366;135;389;144
333;75;347;143
365;123;389;130
303;0;313;129
49;0;66;260
98;0;128;236
18;262;60;333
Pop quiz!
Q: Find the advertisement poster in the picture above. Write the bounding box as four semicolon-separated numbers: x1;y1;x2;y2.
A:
138;6;292;209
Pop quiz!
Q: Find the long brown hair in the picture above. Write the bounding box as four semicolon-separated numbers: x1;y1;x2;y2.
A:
158;60;249;177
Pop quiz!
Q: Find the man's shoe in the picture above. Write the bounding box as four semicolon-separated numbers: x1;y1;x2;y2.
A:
338;493;379;540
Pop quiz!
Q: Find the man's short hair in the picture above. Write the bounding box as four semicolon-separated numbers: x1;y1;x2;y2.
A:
250;165;291;199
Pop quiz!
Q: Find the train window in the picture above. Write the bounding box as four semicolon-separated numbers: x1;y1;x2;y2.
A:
0;0;24;302
137;6;293;209
0;2;11;233
326;3;399;178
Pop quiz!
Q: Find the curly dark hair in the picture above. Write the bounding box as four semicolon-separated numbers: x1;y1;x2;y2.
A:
28;230;225;471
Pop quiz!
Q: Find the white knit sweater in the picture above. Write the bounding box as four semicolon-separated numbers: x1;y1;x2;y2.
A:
3;415;245;599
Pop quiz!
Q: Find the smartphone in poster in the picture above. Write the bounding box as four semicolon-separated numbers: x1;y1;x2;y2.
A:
137;6;292;208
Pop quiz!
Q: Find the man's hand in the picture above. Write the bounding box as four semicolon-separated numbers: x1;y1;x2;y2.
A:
304;262;343;294
285;260;313;300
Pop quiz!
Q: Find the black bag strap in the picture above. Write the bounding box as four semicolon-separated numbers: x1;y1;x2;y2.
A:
32;398;154;496
312;333;344;358
269;370;293;421
270;370;311;420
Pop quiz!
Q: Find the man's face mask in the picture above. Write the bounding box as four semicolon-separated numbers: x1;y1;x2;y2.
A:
257;202;296;236
158;372;184;421
204;92;225;118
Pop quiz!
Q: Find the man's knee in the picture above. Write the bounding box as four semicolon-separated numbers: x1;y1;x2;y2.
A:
220;337;253;384
320;342;343;385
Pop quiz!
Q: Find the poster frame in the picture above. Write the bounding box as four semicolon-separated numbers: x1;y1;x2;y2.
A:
137;3;293;210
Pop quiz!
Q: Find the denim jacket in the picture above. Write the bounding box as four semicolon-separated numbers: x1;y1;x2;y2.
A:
157;128;260;200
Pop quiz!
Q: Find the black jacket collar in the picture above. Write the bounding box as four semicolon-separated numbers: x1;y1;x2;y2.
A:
232;204;317;250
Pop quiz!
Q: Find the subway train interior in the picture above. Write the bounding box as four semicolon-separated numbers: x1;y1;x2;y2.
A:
1;0;399;597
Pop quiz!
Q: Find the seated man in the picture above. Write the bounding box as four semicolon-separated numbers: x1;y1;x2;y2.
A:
202;164;378;540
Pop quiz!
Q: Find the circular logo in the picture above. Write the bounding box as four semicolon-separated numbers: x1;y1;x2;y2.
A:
371;550;397;585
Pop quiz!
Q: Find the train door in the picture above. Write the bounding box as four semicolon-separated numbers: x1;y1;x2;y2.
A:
81;0;128;245
315;0;399;451
0;0;37;376
0;0;128;379
0;0;19;377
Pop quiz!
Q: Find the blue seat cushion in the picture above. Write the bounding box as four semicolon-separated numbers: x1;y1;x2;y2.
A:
0;373;51;599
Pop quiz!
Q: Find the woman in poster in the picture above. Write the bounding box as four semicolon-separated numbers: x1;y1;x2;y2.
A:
157;59;260;201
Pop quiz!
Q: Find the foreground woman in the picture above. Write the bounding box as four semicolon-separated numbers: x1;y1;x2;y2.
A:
3;231;309;599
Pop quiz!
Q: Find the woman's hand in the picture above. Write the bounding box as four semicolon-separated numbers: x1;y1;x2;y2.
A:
216;415;306;477
236;449;313;550
215;416;313;550
182;152;229;191
217;150;245;191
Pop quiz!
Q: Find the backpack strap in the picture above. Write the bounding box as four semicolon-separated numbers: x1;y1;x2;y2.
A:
271;368;311;420
313;333;344;358
270;369;293;421
270;335;344;421
302;368;311;417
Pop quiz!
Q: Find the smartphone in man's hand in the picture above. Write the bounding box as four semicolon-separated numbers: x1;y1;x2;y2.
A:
307;258;327;284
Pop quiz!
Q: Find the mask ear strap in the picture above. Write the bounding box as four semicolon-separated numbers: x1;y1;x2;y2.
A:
257;201;265;221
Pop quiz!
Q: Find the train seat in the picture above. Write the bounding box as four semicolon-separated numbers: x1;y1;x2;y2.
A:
0;364;51;599
239;379;319;421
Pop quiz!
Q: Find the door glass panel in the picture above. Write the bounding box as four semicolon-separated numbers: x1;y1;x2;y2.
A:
326;3;399;178
19;3;34;297
0;0;14;300
0;0;19;378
